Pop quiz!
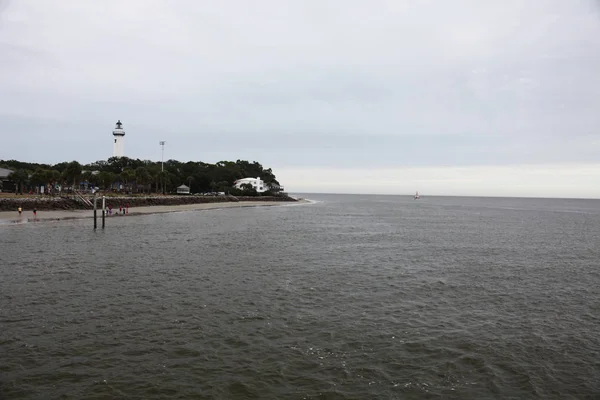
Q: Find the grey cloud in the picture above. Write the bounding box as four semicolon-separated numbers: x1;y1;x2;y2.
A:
1;0;599;171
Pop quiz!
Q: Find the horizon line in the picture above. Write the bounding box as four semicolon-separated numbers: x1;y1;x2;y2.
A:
290;192;600;201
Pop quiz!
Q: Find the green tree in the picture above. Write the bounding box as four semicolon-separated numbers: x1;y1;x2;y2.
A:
48;170;61;195
107;156;132;173
97;171;116;190
240;183;257;196
52;161;70;173
159;170;169;194
63;161;82;190
30;169;47;189
11;169;29;194
194;173;212;193
81;171;94;190
145;164;161;193
89;160;108;170
1;157;285;197
120;168;135;193
216;180;230;192
135;167;151;194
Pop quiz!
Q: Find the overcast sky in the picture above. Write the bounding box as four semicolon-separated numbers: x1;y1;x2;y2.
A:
1;0;600;197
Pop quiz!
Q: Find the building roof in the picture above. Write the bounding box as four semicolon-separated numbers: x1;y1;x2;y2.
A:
234;177;262;183
177;184;189;189
0;168;13;179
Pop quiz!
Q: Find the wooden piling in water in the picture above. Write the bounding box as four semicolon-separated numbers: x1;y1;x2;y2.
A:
93;194;97;229
102;196;106;229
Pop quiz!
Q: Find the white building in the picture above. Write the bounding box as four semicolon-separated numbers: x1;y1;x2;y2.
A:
234;177;268;193
112;120;125;158
177;184;190;194
0;167;13;192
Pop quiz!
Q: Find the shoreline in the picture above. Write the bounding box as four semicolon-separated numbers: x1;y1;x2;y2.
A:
0;199;311;226
0;194;297;212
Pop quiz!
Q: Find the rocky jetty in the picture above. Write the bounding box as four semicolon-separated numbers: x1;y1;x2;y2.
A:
0;194;296;212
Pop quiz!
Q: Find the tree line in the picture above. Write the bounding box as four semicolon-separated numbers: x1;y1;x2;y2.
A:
0;157;282;196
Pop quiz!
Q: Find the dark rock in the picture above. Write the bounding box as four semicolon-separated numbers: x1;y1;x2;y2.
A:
0;194;296;211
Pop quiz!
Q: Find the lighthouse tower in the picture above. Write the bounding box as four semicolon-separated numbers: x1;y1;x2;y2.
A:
112;120;125;158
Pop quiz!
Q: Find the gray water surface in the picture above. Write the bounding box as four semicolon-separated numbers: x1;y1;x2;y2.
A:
1;195;599;399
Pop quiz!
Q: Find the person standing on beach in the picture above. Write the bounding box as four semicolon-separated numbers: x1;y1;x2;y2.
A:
33;208;37;219
18;207;22;217
126;202;130;214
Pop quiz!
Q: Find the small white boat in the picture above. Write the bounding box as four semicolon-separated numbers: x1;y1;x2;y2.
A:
414;191;420;199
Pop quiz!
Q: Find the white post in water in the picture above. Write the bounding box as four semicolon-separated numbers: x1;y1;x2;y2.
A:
102;196;106;229
93;194;97;229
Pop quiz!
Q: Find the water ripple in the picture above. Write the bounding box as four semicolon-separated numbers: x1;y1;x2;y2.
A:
1;196;599;398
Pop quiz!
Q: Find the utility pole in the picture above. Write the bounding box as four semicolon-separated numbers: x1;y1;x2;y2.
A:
159;141;166;172
159;141;166;194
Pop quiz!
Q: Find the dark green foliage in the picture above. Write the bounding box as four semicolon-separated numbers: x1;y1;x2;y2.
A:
0;157;282;195
239;183;257;196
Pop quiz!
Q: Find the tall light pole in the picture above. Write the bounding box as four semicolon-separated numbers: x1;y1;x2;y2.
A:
159;141;166;194
159;141;166;172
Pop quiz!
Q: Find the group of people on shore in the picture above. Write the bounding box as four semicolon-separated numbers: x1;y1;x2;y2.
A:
105;203;130;216
17;206;37;220
16;202;131;220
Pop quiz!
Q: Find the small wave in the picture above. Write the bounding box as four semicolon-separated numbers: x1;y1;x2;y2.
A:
301;199;321;204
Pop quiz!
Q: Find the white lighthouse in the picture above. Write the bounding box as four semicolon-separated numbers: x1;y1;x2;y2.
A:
112;120;125;158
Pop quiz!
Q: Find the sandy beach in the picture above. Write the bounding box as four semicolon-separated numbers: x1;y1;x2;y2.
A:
0;200;307;225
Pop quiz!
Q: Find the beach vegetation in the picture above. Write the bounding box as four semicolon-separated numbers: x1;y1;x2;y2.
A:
0;157;282;196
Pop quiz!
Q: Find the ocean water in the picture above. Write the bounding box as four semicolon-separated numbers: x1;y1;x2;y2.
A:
1;194;599;399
